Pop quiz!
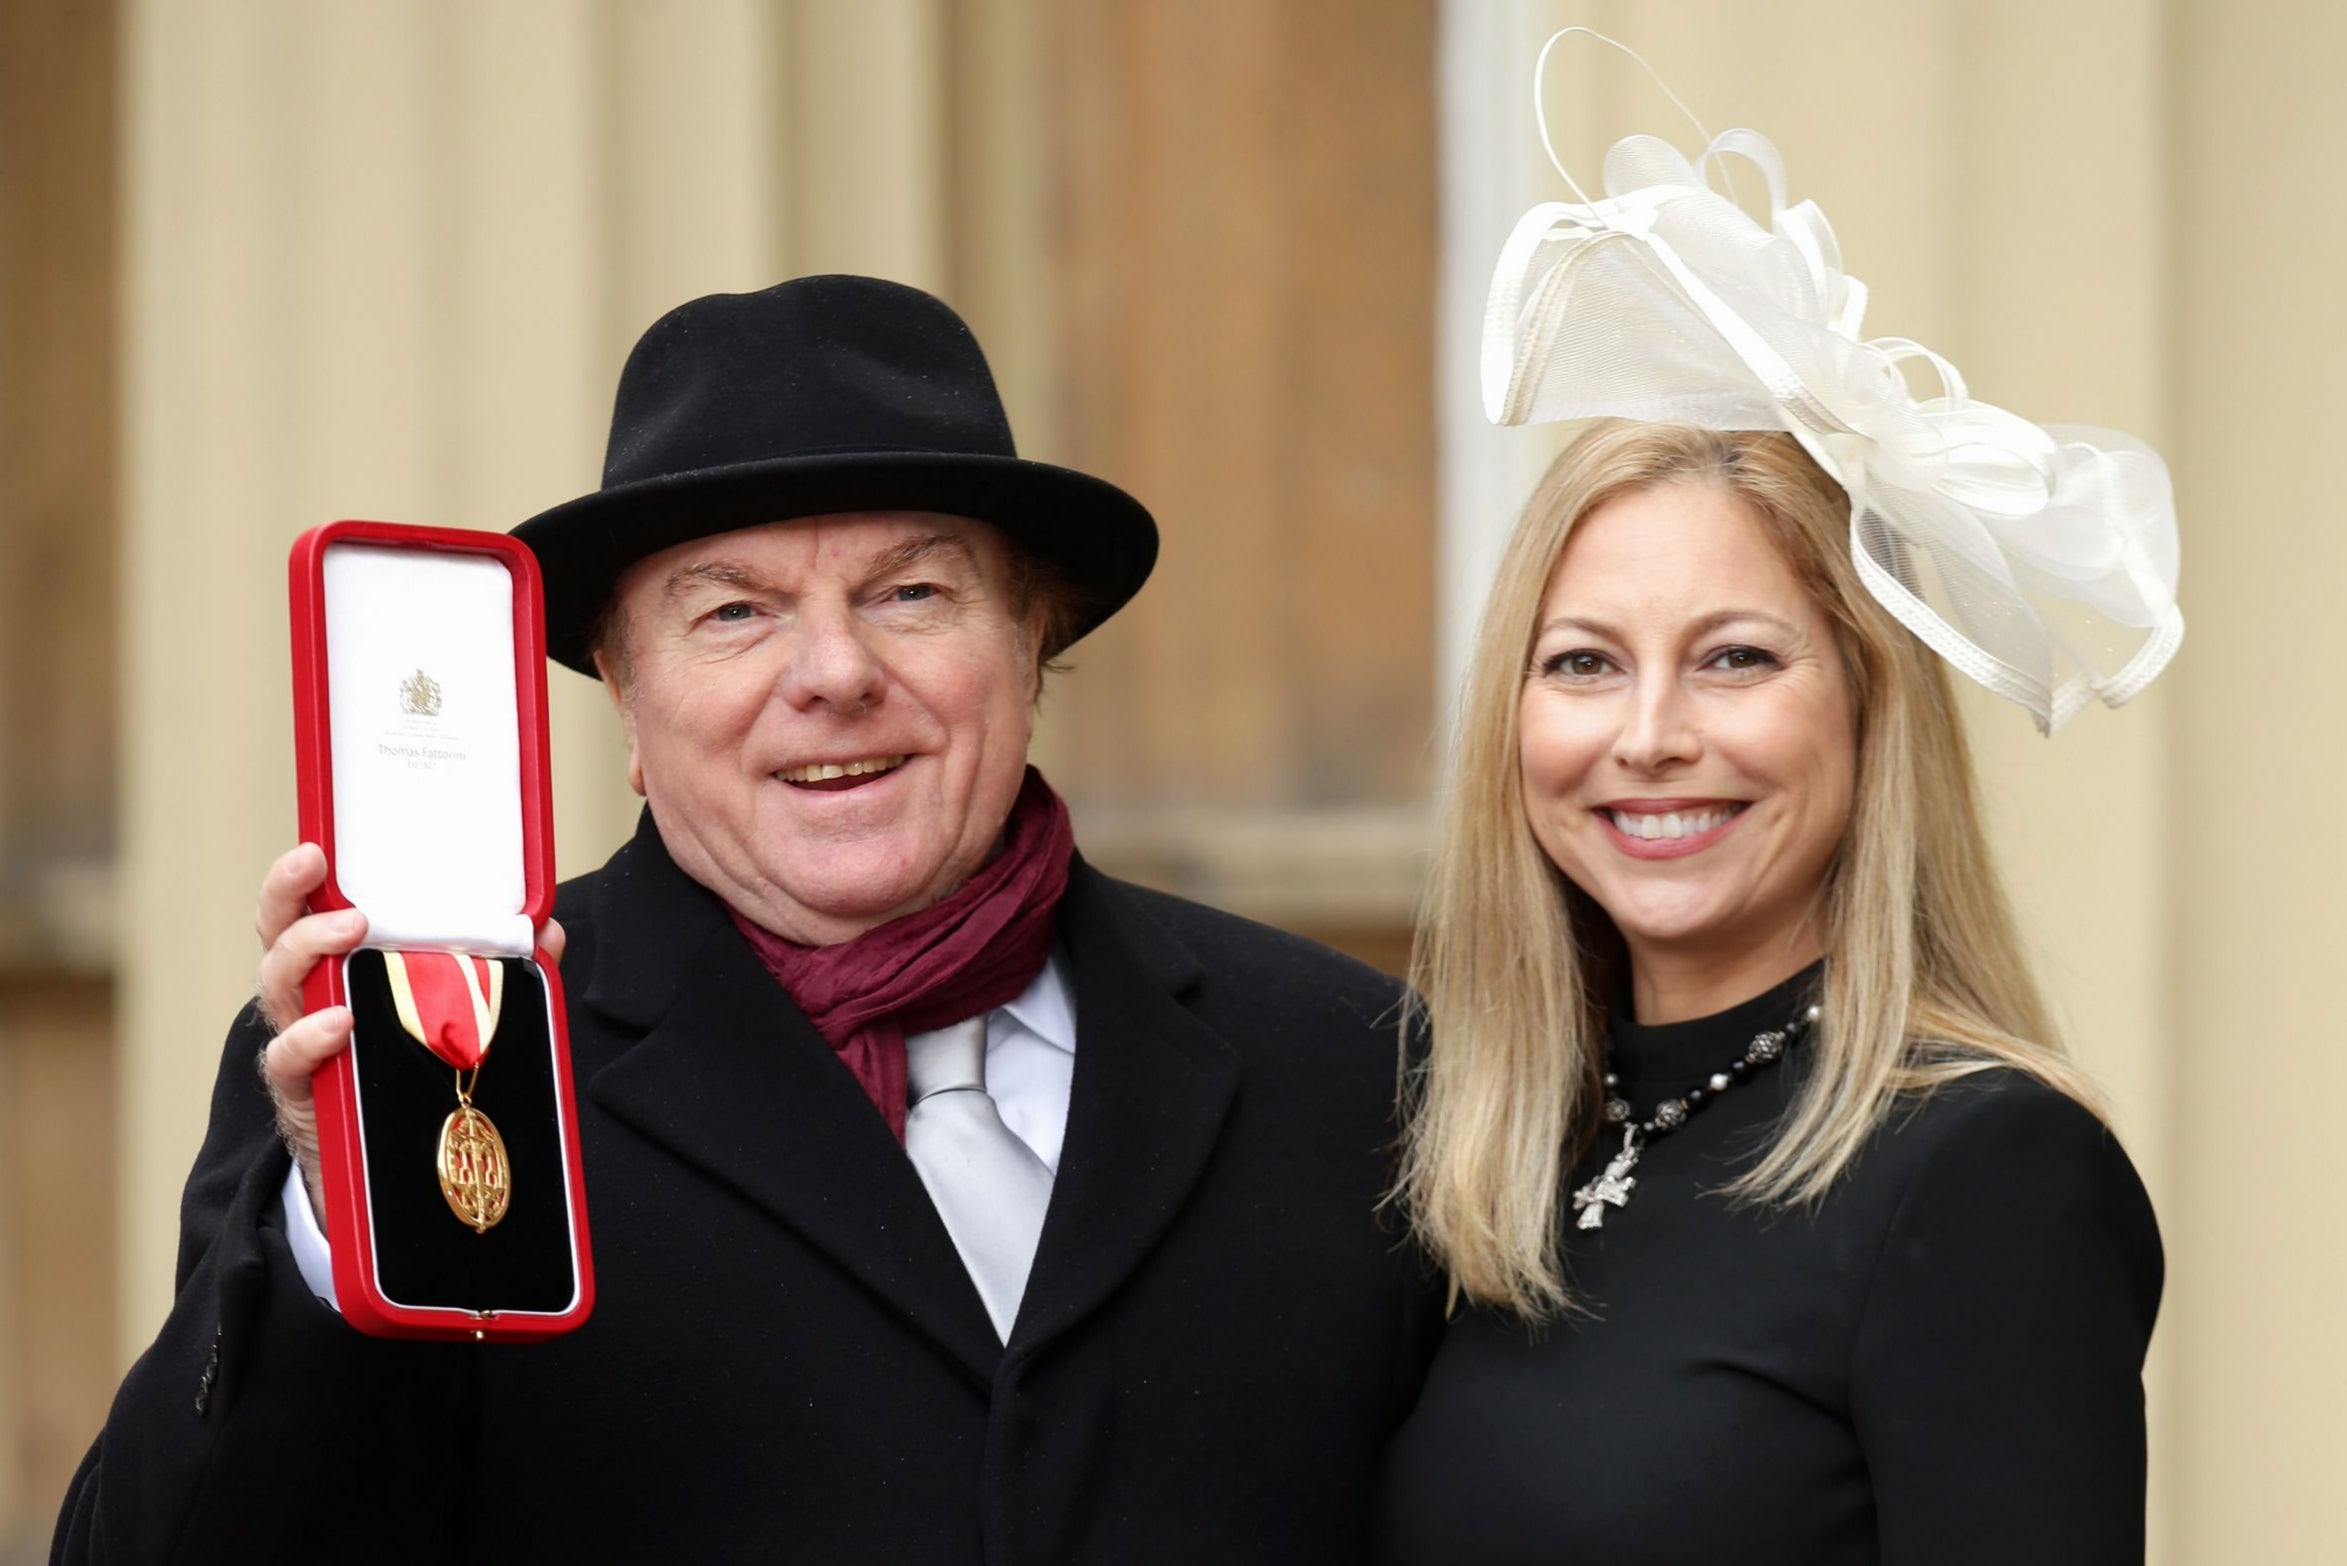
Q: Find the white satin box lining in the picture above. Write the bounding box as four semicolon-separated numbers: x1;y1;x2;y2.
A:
322;542;533;956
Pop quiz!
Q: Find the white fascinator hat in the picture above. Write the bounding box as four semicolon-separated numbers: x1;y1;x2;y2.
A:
1483;31;2183;734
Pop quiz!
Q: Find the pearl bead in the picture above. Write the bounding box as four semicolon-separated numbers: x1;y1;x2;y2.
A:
1709;1072;1732;1092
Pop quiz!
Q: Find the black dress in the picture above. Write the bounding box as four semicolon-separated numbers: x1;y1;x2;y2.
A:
1372;968;2162;1565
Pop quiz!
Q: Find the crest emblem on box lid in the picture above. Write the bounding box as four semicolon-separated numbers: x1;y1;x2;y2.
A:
399;669;443;717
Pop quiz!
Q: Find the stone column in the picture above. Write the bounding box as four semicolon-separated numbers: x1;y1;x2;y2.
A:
2164;3;2347;1558
1;0;120;1545
114;0;946;1356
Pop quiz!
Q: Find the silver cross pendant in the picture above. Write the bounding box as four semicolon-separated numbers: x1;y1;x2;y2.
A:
1572;1125;1643;1230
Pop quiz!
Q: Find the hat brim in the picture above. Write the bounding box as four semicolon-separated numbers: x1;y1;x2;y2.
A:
512;450;1159;674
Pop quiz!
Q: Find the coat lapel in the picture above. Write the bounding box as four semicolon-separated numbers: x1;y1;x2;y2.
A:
578;813;1003;1388
1010;859;1241;1358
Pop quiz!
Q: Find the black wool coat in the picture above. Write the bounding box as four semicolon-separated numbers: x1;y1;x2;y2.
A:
56;814;1441;1564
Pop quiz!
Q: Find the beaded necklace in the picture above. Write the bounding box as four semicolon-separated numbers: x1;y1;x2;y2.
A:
1571;1000;1820;1230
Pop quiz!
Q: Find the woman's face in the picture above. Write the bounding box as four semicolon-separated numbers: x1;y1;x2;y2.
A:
1517;481;1856;986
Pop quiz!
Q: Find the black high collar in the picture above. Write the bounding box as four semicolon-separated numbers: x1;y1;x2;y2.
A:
1606;961;1825;1092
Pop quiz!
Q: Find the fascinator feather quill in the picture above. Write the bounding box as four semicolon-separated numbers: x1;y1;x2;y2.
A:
1484;31;2182;732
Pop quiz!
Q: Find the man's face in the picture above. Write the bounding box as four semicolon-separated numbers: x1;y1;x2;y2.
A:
602;511;1042;945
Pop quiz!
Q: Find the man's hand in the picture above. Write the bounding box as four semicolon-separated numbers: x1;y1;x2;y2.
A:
255;844;564;1231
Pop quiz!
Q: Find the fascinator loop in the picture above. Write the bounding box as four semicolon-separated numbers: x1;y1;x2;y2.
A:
1484;31;2183;732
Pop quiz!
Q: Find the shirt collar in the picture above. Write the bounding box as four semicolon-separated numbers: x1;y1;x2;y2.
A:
997;948;1076;1054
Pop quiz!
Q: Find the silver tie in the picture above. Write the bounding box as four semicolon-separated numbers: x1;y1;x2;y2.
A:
903;1015;1055;1342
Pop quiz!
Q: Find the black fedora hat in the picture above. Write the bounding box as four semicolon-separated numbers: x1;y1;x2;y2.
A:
513;275;1158;674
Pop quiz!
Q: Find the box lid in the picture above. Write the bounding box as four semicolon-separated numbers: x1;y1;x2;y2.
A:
291;521;556;953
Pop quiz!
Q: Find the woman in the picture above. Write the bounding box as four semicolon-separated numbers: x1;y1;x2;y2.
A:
1373;84;2177;1564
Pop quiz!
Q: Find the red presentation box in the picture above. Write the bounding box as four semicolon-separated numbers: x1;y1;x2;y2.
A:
287;520;593;1342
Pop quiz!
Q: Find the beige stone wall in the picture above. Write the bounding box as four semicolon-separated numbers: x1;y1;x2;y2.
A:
0;0;2332;1554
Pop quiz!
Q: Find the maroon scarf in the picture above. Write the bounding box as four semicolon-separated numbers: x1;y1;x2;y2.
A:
730;767;1075;1141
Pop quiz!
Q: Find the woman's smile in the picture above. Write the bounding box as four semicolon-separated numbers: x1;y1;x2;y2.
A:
1597;797;1750;859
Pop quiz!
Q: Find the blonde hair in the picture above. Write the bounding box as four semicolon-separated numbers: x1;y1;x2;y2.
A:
1394;421;2102;1318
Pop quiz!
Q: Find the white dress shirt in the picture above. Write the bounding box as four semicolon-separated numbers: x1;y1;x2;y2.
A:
283;951;1079;1310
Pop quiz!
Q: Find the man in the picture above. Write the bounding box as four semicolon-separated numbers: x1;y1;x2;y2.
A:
57;277;1437;1562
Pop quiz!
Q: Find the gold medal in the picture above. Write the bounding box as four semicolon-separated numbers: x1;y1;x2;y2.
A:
437;1083;512;1233
384;951;513;1232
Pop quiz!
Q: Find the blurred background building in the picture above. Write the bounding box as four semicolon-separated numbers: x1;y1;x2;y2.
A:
0;0;2337;1559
